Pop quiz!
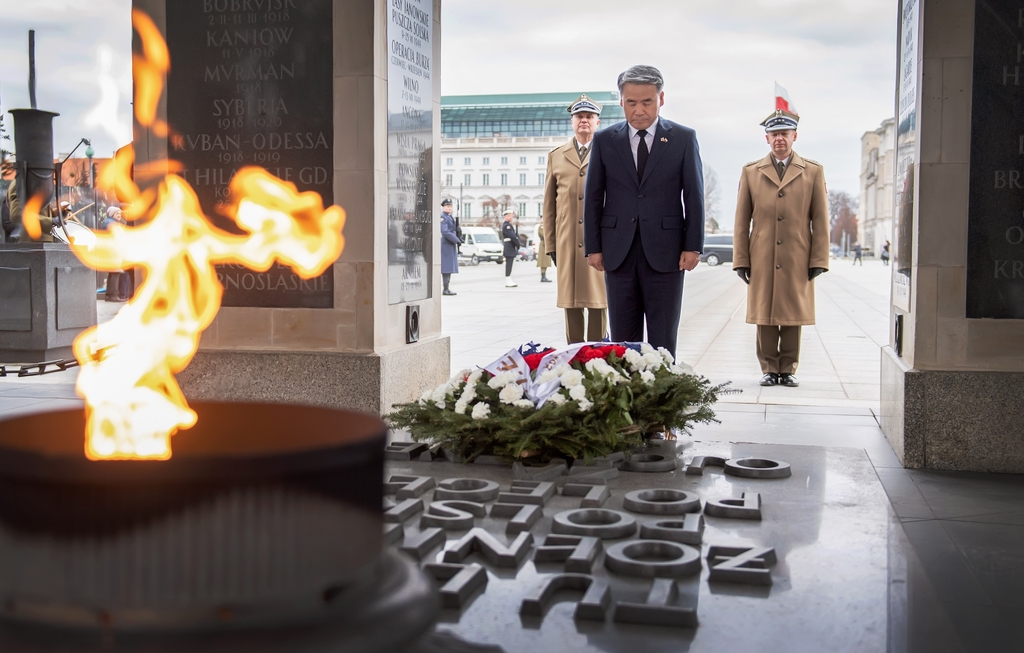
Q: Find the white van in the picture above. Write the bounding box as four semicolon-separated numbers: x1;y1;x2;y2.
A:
458;227;504;265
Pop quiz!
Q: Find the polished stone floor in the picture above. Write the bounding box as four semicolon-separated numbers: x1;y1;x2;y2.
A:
2;258;1023;651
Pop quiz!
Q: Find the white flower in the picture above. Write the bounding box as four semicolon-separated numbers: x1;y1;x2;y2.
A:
577;398;594;411
657;347;675;365
536;367;561;384
471;403;491;420
623;348;642;366
586;358;626;384
488;371;517;389
640;370;656;384
454;399;469;414
430;383;449;403
418;389;432;405
547;392;567;406
499;383;525;404
560;369;584;388
640;342;656;355
466;369;483;386
461;383;477;403
568;383;588;402
670;363;693;375
434;400;446;409
642;352;664;370
450;369;472;384
513;399;535;409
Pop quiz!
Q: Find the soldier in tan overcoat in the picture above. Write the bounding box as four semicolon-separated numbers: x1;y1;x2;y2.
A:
543;95;608;343
733;109;830;388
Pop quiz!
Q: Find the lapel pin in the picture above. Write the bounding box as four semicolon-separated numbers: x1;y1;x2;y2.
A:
660;137;668;143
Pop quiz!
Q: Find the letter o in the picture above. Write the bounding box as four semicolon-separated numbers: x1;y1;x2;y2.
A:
623;489;701;515
603;540;702;578
551;509;637;539
1007;226;1024;245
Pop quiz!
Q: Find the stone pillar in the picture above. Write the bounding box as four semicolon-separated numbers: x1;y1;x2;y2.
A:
133;0;448;415
881;0;1024;472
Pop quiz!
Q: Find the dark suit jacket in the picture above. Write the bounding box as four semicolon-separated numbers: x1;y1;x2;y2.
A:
584;118;705;272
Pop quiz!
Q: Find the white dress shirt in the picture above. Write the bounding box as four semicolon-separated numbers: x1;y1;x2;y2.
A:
628;120;659;169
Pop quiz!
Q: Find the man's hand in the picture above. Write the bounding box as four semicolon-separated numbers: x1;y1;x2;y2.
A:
809;267;827;281
736;268;751;284
549;252;556;267
587;253;605;272
679;251;700;271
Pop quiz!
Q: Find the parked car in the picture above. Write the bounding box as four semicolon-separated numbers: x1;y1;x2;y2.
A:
458;227;504;265
518;237;537;261
700;234;734;266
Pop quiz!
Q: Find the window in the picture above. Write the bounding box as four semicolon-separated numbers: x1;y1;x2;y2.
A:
500;157;508;165
445;157;453;165
519;157;527;164
537;202;543;217
500;173;508;185
464;173;471;185
518;202;526;216
483;157;490;165
482;174;490;186
519;173;527;185
464;203;471;218
538;156;546;164
445;174;453;187
537;173;545;185
464;157;471;165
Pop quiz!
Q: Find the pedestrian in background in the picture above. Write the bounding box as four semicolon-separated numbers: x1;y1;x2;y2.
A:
102;206;129;302
536;222;552;283
852;241;863;265
544;95;608;343
501;209;522;288
439;198;460;296
733;109;830;388
881;240;890;266
583;66;705;358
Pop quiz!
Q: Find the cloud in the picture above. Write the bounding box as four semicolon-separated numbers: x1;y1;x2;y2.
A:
442;0;897;221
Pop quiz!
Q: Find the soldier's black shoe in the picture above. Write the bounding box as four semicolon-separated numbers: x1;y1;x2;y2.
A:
779;373;800;387
443;289;457;296
759;373;779;386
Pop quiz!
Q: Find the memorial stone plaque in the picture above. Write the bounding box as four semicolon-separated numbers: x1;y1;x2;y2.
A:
967;0;1024;318
386;0;433;304
166;0;334;308
892;0;919;313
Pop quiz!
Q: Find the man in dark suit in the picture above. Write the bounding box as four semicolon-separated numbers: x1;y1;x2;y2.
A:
584;65;705;357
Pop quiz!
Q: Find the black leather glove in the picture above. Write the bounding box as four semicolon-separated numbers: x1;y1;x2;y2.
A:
809;267;827;281
735;268;750;284
549;252;556;267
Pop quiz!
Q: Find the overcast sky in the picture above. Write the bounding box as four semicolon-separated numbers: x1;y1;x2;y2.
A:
0;0;896;224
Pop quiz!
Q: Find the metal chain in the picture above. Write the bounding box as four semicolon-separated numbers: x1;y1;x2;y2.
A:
0;358;81;378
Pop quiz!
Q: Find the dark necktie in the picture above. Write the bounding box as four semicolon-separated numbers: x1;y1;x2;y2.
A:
776;160;786;180
636;129;649;183
578;144;588;162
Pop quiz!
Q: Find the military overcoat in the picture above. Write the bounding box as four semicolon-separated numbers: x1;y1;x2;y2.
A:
733;152;830;326
535;223;552;268
542;139;607;309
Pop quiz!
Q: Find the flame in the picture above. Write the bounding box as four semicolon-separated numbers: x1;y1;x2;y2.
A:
21;195;45;240
70;12;345;460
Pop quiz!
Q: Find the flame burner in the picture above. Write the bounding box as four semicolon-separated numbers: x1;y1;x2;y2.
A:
0;403;439;652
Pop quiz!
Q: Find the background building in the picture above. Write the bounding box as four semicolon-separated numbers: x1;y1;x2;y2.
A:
440;92;625;229
858;118;895;255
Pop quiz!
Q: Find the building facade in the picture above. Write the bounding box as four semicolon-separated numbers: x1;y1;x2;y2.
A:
440;92;625;229
858;118;895;255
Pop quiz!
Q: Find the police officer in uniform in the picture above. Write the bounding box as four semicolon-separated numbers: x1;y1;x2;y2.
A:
439;198;460;295
542;94;608;342
733;109;830;387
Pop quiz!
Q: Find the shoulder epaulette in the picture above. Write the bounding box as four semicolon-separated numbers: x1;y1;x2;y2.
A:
745;159;761;167
802;158;822;167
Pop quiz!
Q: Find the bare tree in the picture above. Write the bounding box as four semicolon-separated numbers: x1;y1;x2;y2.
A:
704;166;721;233
828;190;859;247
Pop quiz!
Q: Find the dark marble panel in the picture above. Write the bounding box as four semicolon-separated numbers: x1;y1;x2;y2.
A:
876;468;936;521
906;469;1024;519
900;520;991;605
55;265;96;330
0;267;31;331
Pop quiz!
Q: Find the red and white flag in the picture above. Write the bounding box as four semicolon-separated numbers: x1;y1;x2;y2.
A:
775;82;798;115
